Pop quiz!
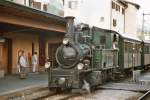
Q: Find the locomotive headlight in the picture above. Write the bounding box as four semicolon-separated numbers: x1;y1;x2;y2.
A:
77;63;84;70
63;38;69;45
45;62;51;69
58;77;66;85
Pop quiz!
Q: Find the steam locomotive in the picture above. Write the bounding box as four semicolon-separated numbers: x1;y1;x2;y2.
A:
47;16;150;92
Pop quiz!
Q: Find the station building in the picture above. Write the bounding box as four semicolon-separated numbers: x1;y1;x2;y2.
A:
0;0;66;77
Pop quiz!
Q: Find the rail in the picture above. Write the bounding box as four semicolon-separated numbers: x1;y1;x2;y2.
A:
138;91;150;100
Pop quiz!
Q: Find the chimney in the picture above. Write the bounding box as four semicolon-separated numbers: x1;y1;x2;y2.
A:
65;16;75;40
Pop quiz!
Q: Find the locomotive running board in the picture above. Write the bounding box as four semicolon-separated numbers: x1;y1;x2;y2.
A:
98;83;150;92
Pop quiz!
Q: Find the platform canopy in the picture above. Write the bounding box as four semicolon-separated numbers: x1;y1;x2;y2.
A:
0;0;66;34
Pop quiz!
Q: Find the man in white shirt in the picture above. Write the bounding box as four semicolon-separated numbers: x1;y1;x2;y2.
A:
19;51;27;79
32;52;38;72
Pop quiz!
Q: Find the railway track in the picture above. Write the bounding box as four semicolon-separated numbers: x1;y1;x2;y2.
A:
2;71;150;100
2;86;147;100
45;93;82;100
1;87;56;100
36;90;84;100
138;91;150;100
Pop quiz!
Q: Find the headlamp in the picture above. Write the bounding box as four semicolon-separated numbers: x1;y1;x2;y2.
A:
45;62;51;69
63;38;69;45
77;63;84;70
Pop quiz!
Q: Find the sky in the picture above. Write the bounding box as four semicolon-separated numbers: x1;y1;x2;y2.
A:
129;0;150;13
128;0;150;31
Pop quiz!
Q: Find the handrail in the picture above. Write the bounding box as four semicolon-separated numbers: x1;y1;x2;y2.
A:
95;49;119;51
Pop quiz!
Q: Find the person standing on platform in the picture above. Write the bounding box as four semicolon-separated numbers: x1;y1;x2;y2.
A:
19;51;27;79
32;52;38;73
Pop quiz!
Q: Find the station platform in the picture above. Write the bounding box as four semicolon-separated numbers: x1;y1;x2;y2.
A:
99;72;150;92
0;72;48;96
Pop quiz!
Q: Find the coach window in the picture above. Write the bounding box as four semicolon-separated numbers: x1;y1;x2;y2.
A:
100;36;106;44
148;46;150;54
112;34;117;49
145;46;148;54
147;46;149;54
99;36;106;49
125;43;128;53
128;43;132;53
144;46;146;53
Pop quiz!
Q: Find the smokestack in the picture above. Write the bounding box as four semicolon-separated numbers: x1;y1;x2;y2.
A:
65;16;75;40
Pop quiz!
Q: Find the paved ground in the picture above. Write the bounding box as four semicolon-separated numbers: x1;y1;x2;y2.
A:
68;90;142;100
0;72;48;96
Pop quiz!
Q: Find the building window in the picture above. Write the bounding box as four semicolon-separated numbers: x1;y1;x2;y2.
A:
100;17;105;22
118;6;120;12
62;0;64;6
43;4;48;11
113;19;117;27
122;8;125;15
29;0;34;7
115;4;118;11
33;1;41;10
68;1;78;9
116;4;120;11
112;1;115;9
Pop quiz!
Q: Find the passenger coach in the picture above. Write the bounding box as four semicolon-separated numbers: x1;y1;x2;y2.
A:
118;33;142;72
141;41;150;68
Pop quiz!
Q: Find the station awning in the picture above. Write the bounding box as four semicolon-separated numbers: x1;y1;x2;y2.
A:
0;0;66;34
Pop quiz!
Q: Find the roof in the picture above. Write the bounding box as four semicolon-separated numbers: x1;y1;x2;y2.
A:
0;0;66;23
120;0;140;9
92;27;141;42
119;33;141;42
92;26;118;34
143;40;150;44
117;0;128;7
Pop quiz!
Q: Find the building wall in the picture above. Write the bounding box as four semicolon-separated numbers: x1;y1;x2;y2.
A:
125;4;138;34
64;0;126;32
12;0;29;6
64;0;111;29
111;0;125;34
11;0;64;16
84;0;111;29
45;35;64;59
64;0;83;24
0;43;8;75
4;33;39;73
64;0;139;35
3;32;64;74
